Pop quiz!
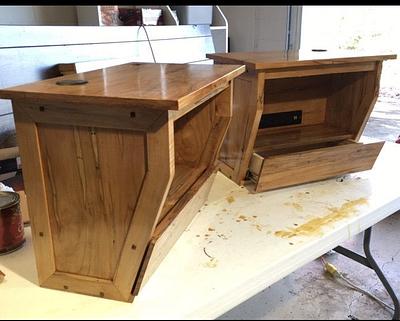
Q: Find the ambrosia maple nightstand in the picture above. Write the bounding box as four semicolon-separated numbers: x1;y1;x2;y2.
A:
0;62;245;301
207;50;396;192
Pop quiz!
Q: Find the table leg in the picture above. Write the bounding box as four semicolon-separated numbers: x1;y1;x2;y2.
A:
333;227;399;320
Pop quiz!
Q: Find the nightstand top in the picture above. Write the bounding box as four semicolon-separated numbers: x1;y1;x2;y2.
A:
207;50;397;71
0;63;245;111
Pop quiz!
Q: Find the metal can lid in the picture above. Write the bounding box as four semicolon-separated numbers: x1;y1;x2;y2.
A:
0;191;20;210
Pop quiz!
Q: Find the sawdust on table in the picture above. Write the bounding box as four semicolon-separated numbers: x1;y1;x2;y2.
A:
226;196;235;203
254;224;262;231
235;214;267;232
284;202;304;211
274;198;368;238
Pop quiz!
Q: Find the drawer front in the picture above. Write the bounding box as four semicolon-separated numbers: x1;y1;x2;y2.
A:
253;141;384;192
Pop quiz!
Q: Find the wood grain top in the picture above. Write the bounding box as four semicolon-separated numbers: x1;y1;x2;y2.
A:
207;50;397;71
0;63;245;111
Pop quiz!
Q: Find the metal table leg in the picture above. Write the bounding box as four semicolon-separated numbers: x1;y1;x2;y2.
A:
333;227;399;320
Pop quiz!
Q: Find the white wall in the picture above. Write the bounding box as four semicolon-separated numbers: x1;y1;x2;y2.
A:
0;6;77;25
220;6;301;52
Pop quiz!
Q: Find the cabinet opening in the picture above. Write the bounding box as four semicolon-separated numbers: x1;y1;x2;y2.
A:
256;70;378;153
159;98;216;222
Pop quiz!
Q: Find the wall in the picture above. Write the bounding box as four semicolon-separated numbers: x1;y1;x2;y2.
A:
220;6;301;52
0;6;77;25
0;6;76;148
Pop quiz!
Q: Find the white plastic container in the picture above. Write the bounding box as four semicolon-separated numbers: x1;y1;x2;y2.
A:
174;6;212;25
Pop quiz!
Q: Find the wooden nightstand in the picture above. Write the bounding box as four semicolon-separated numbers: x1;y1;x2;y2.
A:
0;62;245;301
207;50;396;192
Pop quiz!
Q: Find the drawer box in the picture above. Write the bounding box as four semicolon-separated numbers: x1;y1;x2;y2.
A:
249;140;384;192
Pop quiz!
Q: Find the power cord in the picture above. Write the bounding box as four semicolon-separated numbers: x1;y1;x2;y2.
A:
320;255;394;312
138;24;157;63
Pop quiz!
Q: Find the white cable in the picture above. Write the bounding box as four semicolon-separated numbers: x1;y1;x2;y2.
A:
320;256;394;312
336;271;394;311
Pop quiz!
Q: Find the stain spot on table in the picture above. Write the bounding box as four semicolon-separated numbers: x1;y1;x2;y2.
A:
205;258;218;268
274;198;368;238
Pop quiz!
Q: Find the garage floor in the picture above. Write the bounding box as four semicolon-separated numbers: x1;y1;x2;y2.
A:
218;89;400;320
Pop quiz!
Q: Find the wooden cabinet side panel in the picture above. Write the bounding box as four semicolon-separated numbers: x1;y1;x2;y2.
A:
113;116;174;301
325;72;363;132
351;62;383;140
326;62;381;139
132;170;216;295
37;124;146;280
219;73;264;184
12;103;56;284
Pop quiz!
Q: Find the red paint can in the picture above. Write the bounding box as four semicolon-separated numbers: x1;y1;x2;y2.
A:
0;191;25;255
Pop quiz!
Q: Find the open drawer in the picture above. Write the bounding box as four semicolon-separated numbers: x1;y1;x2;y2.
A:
248;140;384;192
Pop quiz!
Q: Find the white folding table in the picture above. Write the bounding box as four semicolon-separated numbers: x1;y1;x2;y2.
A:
1;140;399;320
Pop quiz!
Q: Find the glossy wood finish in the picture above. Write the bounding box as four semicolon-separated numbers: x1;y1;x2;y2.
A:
254;124;352;153
0;63;244;301
207;50;396;70
218;72;264;183
1;63;244;111
250;140;384;192
209;50;396;191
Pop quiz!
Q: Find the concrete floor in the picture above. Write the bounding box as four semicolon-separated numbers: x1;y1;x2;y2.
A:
218;90;400;320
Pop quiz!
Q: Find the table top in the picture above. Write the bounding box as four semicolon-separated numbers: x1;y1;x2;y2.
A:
207;50;397;71
0;63;245;111
1;140;399;320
